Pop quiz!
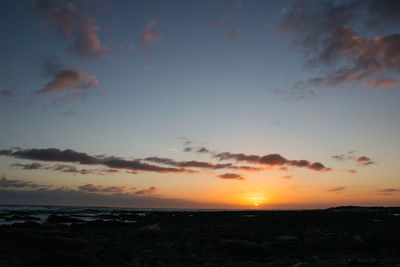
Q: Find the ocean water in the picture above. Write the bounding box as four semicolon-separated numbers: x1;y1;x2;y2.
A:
0;205;231;225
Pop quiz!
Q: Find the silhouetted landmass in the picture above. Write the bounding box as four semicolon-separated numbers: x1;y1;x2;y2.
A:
0;206;400;266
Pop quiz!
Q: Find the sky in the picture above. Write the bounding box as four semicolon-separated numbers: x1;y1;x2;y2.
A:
0;0;399;209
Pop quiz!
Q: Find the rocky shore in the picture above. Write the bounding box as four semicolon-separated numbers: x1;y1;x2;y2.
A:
0;206;399;266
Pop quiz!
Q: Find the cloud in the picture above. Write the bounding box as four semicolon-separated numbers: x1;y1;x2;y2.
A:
216;173;245;180
282;175;292;180
0;90;16;102
34;0;107;58
0;89;35;106
34;0;79;38
11;160;120;176
3;148;99;164
134;186;157;196
356;156;375;166
144;156;263;172
60;110;77;116
0;148;188;174
78;184;126;194
196;147;211;154
272;88;318;100
342;169;357;174
376;188;400;195
363;77;400;89
227;29;241;40
332;152;373;168
1;146;329;176
69;30;108;58
37;68;98;93
101;156;187;173
12;162;42;170
327;186;346;193
140;21;162;46
232;0;243;9
51;164;92;175
213;151;332;172
332;151;356;161
279;0;400;89
0;176;48;189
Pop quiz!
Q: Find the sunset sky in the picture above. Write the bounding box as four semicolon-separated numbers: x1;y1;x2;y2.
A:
1;0;399;209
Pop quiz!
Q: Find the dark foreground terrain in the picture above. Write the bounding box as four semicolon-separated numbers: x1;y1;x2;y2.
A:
1;206;400;266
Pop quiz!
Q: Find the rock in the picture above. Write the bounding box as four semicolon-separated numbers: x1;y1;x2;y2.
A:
277;235;298;241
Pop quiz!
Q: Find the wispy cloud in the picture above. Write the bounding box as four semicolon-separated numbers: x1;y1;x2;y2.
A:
34;0;108;58
376;188;400;195
0;89;34;106
227;29;241;40
140;21;163;46
327;186;346;193
0;176;49;189
279;0;400;89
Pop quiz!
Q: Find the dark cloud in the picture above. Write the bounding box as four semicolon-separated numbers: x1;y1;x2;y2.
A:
332;151;356;161
196;147;211;154
4;148;99;164
12;162;42;170
1;146;329;176
101;156;186;173
327;186;346;192
216;173;245;180
145;157;215;169
183;146;212;154
51;164;92;175
0;148;188;174
279;0;400;89
0;176;48;189
78;184;126;194
213;151;331;172
144;156;263;172
183;147;192;152
11;160;120;176
356;156;375;166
